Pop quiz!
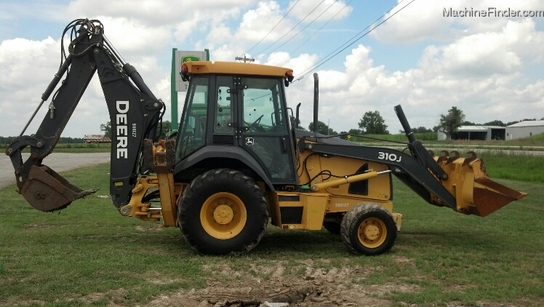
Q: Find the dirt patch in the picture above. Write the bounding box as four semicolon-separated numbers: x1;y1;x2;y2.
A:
145;280;391;307
145;259;418;307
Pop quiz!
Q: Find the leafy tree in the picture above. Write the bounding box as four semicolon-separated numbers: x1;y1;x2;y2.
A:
158;120;173;138
483;120;505;126
358;111;389;134
437;106;465;140
308;121;337;135
348;128;363;135
290;115;301;129
505;120;520;126
338;128;363;140
399;126;432;134
100;121;111;138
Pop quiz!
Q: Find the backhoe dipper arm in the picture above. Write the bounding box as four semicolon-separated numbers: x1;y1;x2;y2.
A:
5;19;165;212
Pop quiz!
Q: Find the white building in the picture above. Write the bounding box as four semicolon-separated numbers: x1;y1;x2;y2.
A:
437;125;506;141
506;121;544;140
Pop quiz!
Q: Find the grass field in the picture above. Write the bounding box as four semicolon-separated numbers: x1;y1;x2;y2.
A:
1;157;543;306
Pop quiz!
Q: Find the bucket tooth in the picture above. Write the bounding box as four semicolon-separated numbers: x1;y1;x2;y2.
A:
446;150;460;164
437;150;449;163
20;165;97;212
463;151;478;166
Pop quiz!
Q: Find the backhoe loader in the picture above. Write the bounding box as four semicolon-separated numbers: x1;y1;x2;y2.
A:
5;19;527;256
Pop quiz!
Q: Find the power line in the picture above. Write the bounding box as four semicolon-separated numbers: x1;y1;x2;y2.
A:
265;0;339;57
254;0;326;56
295;0;416;81
279;0;353;64
245;0;300;54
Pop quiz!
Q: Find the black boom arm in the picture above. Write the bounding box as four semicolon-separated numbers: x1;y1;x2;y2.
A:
5;19;165;211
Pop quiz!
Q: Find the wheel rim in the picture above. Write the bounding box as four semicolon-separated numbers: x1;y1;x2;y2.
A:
357;217;387;248
200;192;247;240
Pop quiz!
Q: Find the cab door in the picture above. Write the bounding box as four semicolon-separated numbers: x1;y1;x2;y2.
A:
237;76;297;184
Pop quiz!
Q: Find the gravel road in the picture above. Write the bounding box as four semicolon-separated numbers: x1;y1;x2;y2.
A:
1;152;110;188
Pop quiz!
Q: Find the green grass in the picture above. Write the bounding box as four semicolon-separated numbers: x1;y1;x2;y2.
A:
1;158;543;306
478;152;544;182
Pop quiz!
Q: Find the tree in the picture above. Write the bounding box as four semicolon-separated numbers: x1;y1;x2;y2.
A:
348;128;363;135
399;126;432;134
158;120;173;138
358;111;389;134
100;121;111;138
483;120;505;126
289;115;301;129
437;106;465;140
339;128;363;140
308;121;337;135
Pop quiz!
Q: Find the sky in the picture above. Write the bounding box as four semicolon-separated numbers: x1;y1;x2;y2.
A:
1;0;544;137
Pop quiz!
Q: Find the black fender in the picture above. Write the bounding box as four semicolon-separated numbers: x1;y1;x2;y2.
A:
173;145;275;191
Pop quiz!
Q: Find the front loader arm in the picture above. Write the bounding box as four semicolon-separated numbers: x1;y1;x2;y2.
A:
5;19;165;212
299;142;458;210
298;105;526;217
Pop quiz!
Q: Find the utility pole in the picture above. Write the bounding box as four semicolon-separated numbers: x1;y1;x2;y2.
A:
235;55;255;63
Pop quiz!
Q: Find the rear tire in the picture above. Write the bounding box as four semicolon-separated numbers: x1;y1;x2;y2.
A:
178;169;268;255
340;203;397;256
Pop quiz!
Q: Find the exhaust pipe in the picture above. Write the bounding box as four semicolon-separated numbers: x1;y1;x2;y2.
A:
313;73;319;136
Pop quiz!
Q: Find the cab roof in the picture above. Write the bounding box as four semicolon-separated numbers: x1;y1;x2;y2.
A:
183;61;293;78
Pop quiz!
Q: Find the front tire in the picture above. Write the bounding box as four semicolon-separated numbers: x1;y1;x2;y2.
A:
178;169;268;255
340;203;397;256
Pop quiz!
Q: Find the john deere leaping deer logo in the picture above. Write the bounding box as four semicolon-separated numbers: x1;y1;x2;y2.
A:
181;55;201;64
245;137;255;146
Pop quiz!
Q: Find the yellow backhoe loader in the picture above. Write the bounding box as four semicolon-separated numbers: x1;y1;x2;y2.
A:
5;19;526;255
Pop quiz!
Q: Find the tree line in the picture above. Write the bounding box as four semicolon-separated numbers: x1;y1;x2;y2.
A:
3;107;535;143
307;107;543;140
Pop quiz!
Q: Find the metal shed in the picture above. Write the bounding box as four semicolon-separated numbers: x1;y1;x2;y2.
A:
437;125;506;141
506;121;544;140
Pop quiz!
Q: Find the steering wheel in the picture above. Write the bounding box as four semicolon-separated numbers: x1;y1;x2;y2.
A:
246;114;265;132
250;114;264;127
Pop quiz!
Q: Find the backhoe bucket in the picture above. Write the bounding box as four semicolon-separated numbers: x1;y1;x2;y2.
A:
20;165;97;212
434;152;527;217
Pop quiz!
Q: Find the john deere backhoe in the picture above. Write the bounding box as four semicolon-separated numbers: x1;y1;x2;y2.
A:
5;19;526;256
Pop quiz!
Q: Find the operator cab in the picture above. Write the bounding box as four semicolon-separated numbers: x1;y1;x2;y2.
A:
176;61;297;185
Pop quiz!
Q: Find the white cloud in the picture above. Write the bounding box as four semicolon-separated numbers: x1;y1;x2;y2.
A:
289;0;353;22
0;37;61;135
371;0;544;44
1;0;544;138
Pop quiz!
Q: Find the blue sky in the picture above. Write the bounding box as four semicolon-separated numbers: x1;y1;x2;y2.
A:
1;0;544;137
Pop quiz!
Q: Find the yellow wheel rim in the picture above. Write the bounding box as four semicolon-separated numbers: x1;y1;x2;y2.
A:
200;192;247;240
357;217;387;248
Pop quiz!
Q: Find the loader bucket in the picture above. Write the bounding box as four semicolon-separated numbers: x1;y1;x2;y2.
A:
20;165;97;212
434;152;527;217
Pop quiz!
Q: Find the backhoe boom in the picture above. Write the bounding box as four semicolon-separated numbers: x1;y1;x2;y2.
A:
5;19;165;211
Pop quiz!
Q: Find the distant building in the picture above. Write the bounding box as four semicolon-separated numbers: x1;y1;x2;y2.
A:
506;120;544;140
84;134;111;143
437;126;506;141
